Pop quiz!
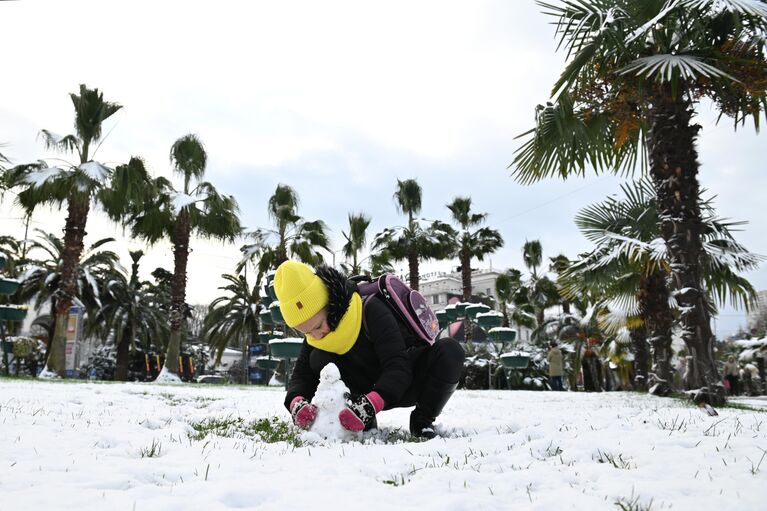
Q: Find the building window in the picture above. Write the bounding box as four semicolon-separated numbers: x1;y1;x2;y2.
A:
486;288;491;295
432;294;440;305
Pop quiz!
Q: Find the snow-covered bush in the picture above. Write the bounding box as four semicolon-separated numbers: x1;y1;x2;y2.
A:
79;345;116;380
5;336;46;376
459;343;505;390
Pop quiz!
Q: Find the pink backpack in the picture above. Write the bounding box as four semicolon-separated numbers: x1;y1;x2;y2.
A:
355;275;439;346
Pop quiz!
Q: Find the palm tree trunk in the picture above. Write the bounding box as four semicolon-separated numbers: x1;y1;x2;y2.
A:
569;336;584;391
647;84;718;390
461;251;471;301
408;250;419;291
629;325;649;391
48;194;90;376
461;250;473;341
641;270;674;385
240;333;249;385
115;332;130;381
165;213;191;376
44;296;58;361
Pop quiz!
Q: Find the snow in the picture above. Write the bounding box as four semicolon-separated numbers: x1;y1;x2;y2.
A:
682;0;767;17
475;311;502;318
170;192;208;215
0;303;27;310
78;161;111;181
23;165;66;187
1;381;766;510
36;365;60;379
734;338;767;348
154;367;183;384
303;364;355;443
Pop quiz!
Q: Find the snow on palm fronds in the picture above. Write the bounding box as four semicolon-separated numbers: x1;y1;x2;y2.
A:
565;178;761;312
681;0;767;17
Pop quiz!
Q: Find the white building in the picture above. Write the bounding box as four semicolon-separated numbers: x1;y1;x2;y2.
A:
746;290;767;333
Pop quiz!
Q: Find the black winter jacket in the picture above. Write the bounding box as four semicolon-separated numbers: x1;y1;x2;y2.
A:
284;295;427;410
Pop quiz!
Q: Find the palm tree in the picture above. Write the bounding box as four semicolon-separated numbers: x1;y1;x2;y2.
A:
446;197;504;301
494;268;524;328
17;229;121;356
238;183;330;282
0;149;11;192
204;273;261;384
520;240;562;329
122;134;242;379
5;85;149;375
561;179;760;388
549;254;581;315
340;212;372;275
91;250;169;381
523;240;543;278
511;1;767;388
0;236;23;280
0;236;24;341
373;178;454;290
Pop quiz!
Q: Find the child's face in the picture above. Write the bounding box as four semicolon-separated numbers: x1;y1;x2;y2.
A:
295;307;331;340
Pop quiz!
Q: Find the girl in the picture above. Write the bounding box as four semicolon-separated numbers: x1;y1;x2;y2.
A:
274;260;464;438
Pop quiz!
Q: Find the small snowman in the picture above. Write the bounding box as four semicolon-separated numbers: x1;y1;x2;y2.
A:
306;364;356;442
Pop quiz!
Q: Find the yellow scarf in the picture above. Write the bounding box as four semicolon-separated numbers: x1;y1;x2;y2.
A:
306;292;362;355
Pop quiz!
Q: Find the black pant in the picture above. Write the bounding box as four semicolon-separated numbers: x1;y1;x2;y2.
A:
391;337;464;409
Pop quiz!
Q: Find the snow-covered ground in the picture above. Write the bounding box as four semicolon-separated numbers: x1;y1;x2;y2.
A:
1;380;765;511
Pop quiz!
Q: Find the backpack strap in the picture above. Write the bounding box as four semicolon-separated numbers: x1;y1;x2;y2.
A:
361;294;374;336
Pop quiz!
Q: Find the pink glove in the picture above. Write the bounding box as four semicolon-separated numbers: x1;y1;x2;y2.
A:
290;396;318;430
339;391;384;432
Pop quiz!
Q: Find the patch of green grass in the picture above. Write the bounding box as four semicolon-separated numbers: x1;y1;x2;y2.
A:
656;415;687;432
368;427;430;444
594;450;634;470
188;416;302;446
614;494;653;511
381;472;412;486
245;417;301;445
139;438;163;458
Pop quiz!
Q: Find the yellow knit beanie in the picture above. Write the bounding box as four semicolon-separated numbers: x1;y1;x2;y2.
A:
274;260;328;327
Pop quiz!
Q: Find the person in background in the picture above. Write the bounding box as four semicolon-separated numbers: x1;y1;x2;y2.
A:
723;355;740;396
547;341;564;391
582;339;603;392
274;260;465;439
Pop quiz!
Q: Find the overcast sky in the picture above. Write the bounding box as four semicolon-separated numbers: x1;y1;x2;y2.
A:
1;0;764;337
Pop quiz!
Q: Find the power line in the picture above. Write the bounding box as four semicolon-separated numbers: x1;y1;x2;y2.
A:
497;176;610;224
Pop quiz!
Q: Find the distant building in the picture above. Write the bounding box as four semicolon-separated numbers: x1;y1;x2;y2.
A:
746;290;767;334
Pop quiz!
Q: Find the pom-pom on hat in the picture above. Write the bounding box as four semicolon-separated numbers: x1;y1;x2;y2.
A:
274;260;329;327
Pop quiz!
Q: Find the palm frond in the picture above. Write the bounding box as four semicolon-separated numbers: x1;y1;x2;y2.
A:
511;94;626;184
620;54;737;82
170;134;207;184
38;130;79;154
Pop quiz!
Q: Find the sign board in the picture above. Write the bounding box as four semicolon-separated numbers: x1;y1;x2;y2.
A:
64;306;83;377
249;343;268;356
